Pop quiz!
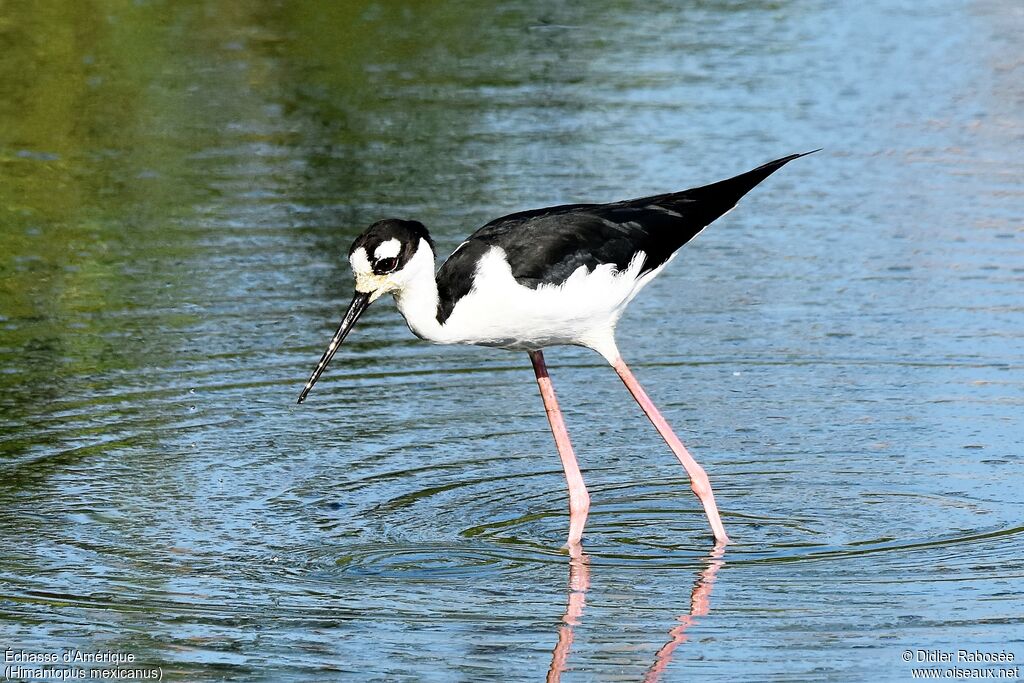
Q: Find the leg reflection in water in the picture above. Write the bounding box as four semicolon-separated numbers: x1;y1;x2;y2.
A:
546;551;590;683
643;542;727;682
545;542;725;682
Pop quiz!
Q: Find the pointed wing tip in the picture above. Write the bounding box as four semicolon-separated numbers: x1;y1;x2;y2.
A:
780;148;822;164
754;148;821;175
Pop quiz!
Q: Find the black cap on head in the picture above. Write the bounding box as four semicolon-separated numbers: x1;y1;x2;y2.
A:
350;219;434;274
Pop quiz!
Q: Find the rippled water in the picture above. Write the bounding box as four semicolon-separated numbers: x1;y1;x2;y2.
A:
2;1;1022;680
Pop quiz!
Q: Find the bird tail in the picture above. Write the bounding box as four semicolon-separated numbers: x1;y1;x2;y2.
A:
652;150;819;231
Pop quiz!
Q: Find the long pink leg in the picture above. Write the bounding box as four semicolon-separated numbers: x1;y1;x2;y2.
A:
530;350;590;552
612;358;730;544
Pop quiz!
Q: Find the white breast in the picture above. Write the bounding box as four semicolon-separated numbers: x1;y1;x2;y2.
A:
438;247;670;361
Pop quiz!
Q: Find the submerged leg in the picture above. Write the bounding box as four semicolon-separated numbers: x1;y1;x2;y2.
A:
529;350;590;552
612;357;729;544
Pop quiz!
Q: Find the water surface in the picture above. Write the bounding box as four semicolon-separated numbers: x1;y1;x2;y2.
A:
1;0;1022;680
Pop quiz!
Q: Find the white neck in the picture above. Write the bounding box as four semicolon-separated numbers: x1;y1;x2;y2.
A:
392;239;449;343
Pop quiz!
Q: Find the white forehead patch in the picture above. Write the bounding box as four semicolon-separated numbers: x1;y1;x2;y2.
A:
374;238;402;260
350;247;372;274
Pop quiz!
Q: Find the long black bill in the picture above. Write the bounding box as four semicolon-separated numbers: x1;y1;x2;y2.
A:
297;291;372;404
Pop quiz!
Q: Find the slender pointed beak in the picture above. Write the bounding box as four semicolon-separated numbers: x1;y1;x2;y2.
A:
297;291;372;404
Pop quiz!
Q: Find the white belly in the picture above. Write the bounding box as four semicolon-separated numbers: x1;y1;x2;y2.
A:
436;247;669;360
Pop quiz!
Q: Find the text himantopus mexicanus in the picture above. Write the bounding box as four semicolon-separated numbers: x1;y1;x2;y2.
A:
298;152;814;550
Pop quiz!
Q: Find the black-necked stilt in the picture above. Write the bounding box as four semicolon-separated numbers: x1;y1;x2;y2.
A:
298;152;814;549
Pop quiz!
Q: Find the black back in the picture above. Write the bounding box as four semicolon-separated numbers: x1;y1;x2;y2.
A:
434;152;813;323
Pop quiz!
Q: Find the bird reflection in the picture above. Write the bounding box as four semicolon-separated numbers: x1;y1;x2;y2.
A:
643;543;726;682
546;543;726;682
546;549;590;683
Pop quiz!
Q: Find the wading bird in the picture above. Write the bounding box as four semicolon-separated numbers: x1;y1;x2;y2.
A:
298;152;813;550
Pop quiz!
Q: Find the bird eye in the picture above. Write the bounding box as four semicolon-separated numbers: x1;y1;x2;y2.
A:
376;257;398;272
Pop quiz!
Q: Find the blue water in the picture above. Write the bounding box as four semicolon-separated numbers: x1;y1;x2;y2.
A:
1;0;1022;680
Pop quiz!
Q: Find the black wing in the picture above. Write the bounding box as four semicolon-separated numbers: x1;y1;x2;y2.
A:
435;152;814;323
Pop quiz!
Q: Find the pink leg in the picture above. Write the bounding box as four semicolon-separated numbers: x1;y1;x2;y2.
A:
612;358;730;544
530;350;590;552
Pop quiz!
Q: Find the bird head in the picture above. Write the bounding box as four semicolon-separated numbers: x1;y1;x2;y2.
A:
348;219;435;303
297;219;434;404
